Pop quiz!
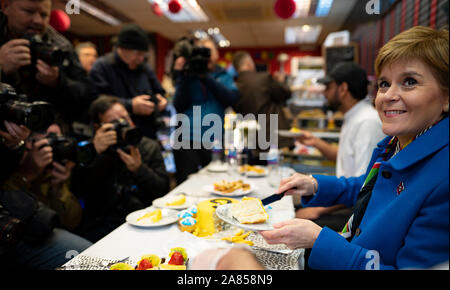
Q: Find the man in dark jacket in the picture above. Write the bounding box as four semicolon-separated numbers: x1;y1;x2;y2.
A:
88;24;167;140
71;95;169;242
0;0;91;127
231;51;294;162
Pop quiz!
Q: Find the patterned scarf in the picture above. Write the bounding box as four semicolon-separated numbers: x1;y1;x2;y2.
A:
340;121;437;240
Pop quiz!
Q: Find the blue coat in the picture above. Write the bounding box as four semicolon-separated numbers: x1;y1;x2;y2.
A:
303;117;449;269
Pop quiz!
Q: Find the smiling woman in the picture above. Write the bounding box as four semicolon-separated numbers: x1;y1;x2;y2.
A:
374;26;449;148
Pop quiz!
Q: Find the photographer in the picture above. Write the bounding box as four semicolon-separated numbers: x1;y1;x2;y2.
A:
171;37;239;184
0;122;91;270
70;95;169;242
0;0;91;127
88;24;167;140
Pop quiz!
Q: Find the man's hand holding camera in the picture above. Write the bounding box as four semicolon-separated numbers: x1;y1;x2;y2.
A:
92;122;143;173
93;123;117;154
117;146;142;173
131;94;155;116
35;59;59;87
0;39;31;75
0;39;59;87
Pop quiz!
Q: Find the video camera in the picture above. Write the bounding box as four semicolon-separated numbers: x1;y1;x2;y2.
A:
24;34;67;67
173;37;211;77
0;82;55;132
45;133;96;166
109;118;143;150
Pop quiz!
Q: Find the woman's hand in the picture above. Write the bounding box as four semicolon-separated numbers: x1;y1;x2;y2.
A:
277;173;318;197
0;121;30;148
259;219;322;249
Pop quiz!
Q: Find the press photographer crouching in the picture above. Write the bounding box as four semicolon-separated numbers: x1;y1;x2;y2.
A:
70;95;169;243
0;99;92;269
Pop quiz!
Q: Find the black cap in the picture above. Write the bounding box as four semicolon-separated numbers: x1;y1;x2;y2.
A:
318;62;368;100
117;24;149;51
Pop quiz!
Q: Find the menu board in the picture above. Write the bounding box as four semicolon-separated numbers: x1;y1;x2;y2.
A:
324;43;359;73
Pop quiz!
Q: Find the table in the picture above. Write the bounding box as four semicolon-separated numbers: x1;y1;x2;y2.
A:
63;165;304;270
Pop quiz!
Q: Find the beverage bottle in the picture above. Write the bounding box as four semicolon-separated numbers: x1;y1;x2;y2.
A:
211;140;222;164
227;147;237;174
267;145;280;187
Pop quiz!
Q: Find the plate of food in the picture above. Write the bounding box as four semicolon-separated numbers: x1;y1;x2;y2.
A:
215;197;274;231
277;128;304;138
203;180;254;197
239;165;267;177
152;194;194;209
126;207;179;228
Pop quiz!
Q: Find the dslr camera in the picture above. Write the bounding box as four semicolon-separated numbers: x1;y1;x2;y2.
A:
172;37;211;77
0;82;55;132
46;133;96;166
24;34;67;67
109;118;143;150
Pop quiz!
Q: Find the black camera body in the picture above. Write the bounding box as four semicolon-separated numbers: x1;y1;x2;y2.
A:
0;82;55;132
173;37;211;77
46;133;96;165
109;118;143;150
24;34;66;67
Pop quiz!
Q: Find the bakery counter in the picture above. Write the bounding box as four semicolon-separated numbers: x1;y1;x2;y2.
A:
62;165;303;270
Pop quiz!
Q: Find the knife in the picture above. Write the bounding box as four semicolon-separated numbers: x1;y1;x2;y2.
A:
261;191;286;206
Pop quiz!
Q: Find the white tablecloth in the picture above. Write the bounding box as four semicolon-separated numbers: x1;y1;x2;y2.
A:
64;165;303;269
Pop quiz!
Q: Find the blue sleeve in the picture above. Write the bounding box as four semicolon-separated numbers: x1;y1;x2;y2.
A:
201;74;239;107
302;174;366;208
172;76;193;114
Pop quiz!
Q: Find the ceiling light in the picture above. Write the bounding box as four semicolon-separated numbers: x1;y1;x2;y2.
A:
192;28;230;47
293;0;311;18
315;0;333;17
148;0;208;22
78;1;121;26
285;25;322;44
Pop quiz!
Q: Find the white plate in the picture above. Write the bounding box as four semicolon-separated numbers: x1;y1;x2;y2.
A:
202;183;255;197
126;207;178;228
207;162;229;172
277;129;304;138
215;204;274;231
239;166;267;177
152;195;194;209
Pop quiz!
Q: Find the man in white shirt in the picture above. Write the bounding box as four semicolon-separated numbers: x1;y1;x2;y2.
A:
295;62;385;228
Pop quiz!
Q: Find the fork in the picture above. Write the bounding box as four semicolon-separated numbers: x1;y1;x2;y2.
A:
100;256;130;269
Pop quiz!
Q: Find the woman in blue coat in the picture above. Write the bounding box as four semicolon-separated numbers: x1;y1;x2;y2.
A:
258;26;449;270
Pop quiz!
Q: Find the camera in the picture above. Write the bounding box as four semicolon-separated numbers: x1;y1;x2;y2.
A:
46;133;96;165
109;118;143;149
24;34;67;67
0;82;55;132
0;203;24;254
172;37;211;77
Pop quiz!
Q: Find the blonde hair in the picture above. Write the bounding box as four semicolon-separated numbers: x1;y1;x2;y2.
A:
375;26;449;95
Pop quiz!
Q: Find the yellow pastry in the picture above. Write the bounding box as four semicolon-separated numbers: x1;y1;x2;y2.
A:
165;194;186;206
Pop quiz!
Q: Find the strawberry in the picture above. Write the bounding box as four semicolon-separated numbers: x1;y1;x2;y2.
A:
136;258;153;270
168;251;184;265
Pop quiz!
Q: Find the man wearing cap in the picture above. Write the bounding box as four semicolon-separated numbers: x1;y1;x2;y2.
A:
89;24;167;140
295;62;385;232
